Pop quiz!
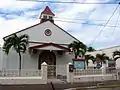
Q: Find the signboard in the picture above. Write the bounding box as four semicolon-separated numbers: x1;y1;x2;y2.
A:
74;61;85;69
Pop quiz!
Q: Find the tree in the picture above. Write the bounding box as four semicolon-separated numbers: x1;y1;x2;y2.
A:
3;34;29;70
113;50;120;61
84;54;94;66
95;53;109;65
87;46;95;52
68;41;87;59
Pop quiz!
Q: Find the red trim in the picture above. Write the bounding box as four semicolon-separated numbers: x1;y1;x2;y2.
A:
29;41;69;46
41;6;55;16
30;43;70;51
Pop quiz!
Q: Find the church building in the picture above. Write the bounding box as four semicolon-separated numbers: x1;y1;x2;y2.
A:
1;6;81;71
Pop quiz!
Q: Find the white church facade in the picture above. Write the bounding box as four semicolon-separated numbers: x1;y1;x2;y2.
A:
0;6;80;70
0;6;119;84
0;6;120;71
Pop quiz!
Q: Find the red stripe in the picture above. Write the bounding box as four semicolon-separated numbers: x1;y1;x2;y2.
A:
30;43;70;51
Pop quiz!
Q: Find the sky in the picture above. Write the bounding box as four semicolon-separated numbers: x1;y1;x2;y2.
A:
0;0;120;49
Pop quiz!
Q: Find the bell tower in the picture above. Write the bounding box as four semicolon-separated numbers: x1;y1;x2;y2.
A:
39;6;55;23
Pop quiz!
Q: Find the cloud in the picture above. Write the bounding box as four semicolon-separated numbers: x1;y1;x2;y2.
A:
0;0;120;50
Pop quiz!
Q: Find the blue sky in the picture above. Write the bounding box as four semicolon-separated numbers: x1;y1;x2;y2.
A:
0;0;120;49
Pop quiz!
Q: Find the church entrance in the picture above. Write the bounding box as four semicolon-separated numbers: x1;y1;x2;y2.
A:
39;50;56;77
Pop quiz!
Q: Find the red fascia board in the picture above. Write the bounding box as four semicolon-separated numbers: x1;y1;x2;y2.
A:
30;43;70;51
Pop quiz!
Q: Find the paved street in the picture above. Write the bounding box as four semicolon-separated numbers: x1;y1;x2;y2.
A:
88;88;120;90
0;80;120;90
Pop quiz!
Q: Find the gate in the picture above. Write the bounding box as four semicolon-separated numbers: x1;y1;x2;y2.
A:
47;65;67;83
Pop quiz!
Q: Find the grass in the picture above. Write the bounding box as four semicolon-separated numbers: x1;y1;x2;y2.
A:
76;85;120;90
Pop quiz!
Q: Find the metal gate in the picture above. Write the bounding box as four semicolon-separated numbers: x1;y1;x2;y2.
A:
47;65;67;83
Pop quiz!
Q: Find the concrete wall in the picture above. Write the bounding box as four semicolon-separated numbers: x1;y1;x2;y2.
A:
74;74;117;82
0;48;39;70
14;21;78;45
87;46;120;58
87;46;120;68
0;77;46;85
0;47;74;71
55;51;74;76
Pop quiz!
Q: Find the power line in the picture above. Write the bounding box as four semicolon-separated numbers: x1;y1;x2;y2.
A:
55;17;120;22
55;19;120;28
19;0;120;4
111;6;120;37
89;4;120;46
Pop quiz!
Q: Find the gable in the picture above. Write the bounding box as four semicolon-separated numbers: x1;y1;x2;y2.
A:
3;21;79;46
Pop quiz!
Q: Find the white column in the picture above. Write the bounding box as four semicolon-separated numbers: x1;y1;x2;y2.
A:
101;65;106;81
67;62;74;83
102;65;106;74
41;62;47;84
0;45;3;70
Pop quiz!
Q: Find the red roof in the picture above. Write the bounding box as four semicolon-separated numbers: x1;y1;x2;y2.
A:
30;43;70;51
41;6;55;16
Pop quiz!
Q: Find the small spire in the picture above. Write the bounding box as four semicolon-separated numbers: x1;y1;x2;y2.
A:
41;6;55;16
39;6;55;23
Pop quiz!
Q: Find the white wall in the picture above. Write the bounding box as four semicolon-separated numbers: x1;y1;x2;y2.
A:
0;48;39;70
55;51;74;76
22;50;39;69
74;74;116;82
15;21;78;46
0;47;74;71
87;46;120;68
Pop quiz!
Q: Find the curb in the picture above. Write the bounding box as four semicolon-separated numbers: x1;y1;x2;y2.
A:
64;86;97;90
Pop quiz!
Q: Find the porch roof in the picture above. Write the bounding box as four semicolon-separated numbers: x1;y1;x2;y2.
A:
29;42;70;51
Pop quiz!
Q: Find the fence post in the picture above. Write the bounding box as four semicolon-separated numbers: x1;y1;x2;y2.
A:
41;62;47;84
67;62;74;83
101;66;106;81
102;66;106;74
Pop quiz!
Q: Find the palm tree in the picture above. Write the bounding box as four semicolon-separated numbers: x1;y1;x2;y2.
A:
95;53;109;66
68;41;87;59
3;34;29;70
113;50;120;61
84;54;94;66
87;46;95;52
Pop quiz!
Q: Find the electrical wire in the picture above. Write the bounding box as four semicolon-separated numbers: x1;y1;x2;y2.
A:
111;6;120;37
54;19;120;28
19;0;120;4
88;4;120;46
54;17;120;22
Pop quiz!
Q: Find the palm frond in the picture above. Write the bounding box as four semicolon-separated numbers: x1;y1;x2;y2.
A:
87;47;95;52
19;43;26;53
114;57;120;61
113;50;120;57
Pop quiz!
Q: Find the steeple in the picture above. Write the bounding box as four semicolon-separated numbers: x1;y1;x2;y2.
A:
39;6;55;23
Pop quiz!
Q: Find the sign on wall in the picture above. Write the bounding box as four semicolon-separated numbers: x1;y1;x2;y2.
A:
74;61;85;69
